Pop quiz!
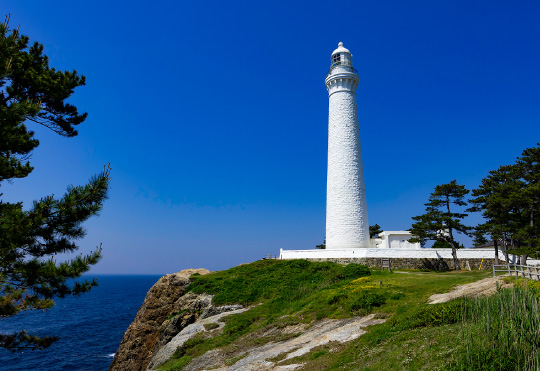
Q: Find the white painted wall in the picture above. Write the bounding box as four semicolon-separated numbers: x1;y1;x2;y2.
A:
370;238;382;248
378;231;421;249
280;248;522;263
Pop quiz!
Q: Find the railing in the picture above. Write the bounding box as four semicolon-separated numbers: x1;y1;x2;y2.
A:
326;66;359;78
493;264;540;280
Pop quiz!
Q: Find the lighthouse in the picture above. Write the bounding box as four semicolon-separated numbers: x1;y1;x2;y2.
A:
325;42;370;249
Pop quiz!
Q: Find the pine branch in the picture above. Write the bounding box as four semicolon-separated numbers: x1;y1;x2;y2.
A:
0;331;58;351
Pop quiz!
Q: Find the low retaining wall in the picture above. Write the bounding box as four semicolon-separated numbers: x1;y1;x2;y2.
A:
302;257;492;270
278;248;540;270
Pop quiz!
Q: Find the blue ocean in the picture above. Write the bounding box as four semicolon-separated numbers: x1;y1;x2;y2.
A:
0;275;161;371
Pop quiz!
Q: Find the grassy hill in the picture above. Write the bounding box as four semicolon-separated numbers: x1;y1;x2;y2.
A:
157;259;540;370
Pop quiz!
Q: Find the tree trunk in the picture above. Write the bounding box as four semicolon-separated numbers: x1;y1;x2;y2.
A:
503;233;510;263
504;249;510;263
451;245;460;270
446;198;460;270
528;205;534;254
448;231;460;270
493;239;499;265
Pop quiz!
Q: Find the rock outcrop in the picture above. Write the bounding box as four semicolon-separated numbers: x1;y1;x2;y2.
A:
178;314;386;371
110;268;386;371
147;304;247;370
428;275;512;304
108;268;211;371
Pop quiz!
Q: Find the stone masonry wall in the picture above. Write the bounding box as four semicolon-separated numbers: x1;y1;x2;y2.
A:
305;257;495;270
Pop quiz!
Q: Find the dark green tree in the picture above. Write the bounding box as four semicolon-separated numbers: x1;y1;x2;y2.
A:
316;238;326;249
513;145;540;262
369;224;383;238
432;240;452;249
471;228;489;247
409;180;471;270
469;145;540;265
468;165;519;264
0;16;110;351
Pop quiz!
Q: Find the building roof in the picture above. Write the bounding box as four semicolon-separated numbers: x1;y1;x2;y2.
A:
378;231;413;239
331;42;350;56
470;242;494;249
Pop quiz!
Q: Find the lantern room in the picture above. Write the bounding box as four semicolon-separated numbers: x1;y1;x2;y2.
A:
330;42;353;69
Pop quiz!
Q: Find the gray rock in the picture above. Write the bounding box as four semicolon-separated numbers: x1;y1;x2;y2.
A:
108;269;211;371
147;306;248;370
201;304;244;319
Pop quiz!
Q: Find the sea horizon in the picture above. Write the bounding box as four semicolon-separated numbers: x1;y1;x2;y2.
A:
1;275;161;371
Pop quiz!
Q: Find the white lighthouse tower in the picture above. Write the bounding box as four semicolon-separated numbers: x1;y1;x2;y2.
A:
325;42;370;249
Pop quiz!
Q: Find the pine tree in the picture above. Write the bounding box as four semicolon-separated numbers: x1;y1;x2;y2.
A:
369;224;383;239
409;180;471;270
432;240;453;249
0;16;110;351
469;144;540;265
471;227;489;247
468;165;519;264
514;145;540;261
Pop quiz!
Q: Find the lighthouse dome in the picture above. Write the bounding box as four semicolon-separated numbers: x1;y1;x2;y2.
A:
331;42;350;56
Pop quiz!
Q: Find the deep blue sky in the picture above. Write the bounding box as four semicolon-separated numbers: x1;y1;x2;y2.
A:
3;1;540;274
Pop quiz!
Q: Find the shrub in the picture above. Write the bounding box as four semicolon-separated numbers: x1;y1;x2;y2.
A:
203;323;219;331
389;291;405;300
348;290;386;311
341;264;371;279
327;292;348;305
393;301;464;329
311;350;329;359
172;336;205;358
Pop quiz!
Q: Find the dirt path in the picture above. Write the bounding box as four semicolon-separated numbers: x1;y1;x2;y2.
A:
428;275;512;304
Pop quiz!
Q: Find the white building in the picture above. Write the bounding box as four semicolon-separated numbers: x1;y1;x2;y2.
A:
325;42;370;249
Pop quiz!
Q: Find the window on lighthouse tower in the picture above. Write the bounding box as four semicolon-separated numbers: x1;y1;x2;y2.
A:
332;53;341;67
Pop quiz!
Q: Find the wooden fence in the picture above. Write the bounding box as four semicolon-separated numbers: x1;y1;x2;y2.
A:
493;264;540;280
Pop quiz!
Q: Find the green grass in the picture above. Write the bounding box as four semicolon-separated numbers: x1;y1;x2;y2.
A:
318;276;540;371
445;283;540;370
203;322;219;331
187;259;371;306
157;260;493;370
299;269;492;370
158;356;194;371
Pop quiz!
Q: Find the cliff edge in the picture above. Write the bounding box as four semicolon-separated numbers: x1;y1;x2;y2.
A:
109;260;501;370
109;268;211;371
